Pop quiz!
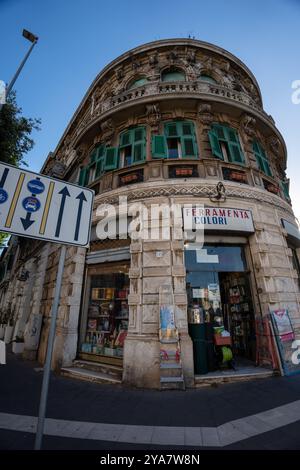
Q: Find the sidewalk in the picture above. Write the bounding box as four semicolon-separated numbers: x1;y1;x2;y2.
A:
1;352;300;450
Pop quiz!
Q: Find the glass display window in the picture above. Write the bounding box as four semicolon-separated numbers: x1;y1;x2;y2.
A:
80;265;129;359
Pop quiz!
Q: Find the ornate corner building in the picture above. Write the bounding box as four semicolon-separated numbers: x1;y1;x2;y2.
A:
1;38;300;388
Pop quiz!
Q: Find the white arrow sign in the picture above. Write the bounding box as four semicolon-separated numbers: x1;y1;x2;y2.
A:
0;163;94;246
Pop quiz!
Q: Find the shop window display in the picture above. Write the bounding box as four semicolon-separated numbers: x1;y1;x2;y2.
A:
80;272;129;358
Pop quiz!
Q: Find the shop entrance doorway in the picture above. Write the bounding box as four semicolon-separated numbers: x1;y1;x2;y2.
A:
185;245;257;375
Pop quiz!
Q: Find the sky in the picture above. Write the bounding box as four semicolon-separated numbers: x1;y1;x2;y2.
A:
1;0;300;221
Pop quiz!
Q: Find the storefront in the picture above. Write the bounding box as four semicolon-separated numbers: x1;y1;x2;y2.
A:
183;206;258;376
185;243;257;375
78;245;130;366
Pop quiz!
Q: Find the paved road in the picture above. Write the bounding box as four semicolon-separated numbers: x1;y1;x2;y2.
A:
1;352;300;450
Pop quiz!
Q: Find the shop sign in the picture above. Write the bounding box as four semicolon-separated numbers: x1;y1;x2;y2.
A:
183;206;254;233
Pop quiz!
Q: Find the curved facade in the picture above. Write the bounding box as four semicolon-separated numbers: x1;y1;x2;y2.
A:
1;39;300;389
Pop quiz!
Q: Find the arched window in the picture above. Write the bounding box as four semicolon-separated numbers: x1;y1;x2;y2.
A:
127;77;148;90
161;69;185;82
199;73;217;84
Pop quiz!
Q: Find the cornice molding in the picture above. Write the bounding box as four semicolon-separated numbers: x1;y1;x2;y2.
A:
93;181;294;217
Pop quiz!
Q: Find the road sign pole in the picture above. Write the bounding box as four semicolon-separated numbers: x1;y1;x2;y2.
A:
34;244;67;450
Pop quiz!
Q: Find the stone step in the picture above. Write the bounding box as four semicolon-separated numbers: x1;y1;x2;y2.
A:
73;360;123;380
160;338;178;344
160;376;185;391
61;367;122;385
160;363;182;369
160;364;183;378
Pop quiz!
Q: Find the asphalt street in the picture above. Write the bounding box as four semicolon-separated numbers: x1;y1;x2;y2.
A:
1;352;300;450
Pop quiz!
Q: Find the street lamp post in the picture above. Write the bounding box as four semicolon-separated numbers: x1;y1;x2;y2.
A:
0;29;38;111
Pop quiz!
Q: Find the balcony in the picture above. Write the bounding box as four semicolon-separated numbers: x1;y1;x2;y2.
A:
73;80;272;142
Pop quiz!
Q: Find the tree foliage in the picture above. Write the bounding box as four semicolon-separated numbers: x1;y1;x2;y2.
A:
0;91;41;248
0;91;41;166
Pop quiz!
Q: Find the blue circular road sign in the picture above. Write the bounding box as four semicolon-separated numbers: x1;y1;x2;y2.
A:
22;196;41;213
0;188;8;204
27;179;45;194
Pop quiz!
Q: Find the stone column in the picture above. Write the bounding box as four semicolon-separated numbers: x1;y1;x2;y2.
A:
37;245;86;368
249;204;300;338
24;243;50;360
123;201;194;388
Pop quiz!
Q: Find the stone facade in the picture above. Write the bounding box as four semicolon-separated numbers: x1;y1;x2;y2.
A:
0;39;299;388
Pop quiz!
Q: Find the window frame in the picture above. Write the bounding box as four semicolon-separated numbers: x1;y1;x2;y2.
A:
163;121;198;160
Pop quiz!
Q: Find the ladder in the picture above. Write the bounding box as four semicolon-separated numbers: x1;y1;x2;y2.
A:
159;285;185;390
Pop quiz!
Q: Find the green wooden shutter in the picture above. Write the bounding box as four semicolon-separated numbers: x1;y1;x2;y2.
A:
208;130;223;159
120;130;132;147
212;124;227;141
89;148;97;164
95;159;104;178
226;128;245;164
181;122;193;136
133;127;146;164
181;137;197;158
151;135;167;158
180;122;198;158
260;146;272;177
96;145;105;160
104;147;118;170
280;180;290;200
78;167;88;186
253;141;264;172
253;141;272;176
165;122;179;137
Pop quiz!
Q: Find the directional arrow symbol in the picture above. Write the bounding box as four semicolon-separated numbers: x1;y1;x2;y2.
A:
0;168;9;189
20;212;35;230
55;186;71;238
74;191;87;241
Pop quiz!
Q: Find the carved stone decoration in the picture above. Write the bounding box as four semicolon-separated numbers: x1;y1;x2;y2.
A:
220;60;230;73
91;88;102;115
45;158;66;178
94;183;293;215
197;102;214;125
275;161;286;180
203;56;213;71
76;143;88;164
100;118;115;143
148;52;158;67
186;48;196;64
268;136;281;155
239;113;256;137
115;67;124;81
145;103;161;127
167;48;179;63
129;53;141;70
